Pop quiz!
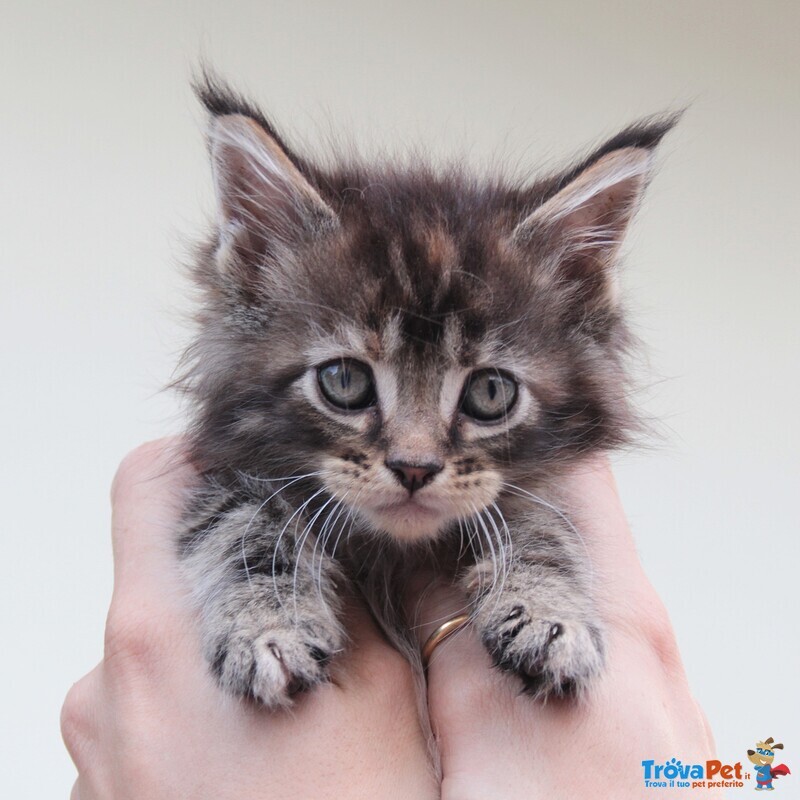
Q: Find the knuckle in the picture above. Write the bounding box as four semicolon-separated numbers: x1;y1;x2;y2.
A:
110;438;176;505
374;649;415;695
634;591;683;674
434;664;500;728
335;636;416;703
103;606;162;674
359;639;413;688
61;674;96;767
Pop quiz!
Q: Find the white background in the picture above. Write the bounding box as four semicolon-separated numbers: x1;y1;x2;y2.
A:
2;1;798;795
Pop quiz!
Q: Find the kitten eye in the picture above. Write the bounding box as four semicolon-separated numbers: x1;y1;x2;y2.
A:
460;369;518;421
317;359;376;411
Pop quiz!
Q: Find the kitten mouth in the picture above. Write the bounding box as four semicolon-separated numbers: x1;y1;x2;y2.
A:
373;496;441;516
363;496;449;539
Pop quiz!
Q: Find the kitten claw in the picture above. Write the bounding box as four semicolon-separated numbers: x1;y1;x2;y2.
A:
480;602;604;699
211;624;340;708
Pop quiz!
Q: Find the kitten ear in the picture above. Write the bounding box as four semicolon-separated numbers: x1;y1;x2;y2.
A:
514;146;652;252
511;117;677;304
208;113;337;250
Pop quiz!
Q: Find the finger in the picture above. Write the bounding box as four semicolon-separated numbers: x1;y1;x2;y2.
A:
556;454;632;562
408;578;471;657
109;437;195;603
420;611;542;800
320;590;416;692
61;665;102;773
71;776;99;800
554;456;665;627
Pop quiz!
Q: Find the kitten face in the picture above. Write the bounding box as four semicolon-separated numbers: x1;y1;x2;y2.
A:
300;326;532;540
194;210;616;543
184;78;675;543
275;224;564;541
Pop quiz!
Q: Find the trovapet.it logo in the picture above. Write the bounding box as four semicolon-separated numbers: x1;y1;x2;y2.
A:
642;737;791;791
641;758;745;790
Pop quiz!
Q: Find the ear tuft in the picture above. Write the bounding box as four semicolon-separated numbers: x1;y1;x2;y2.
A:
193;68;303;172
514;146;653;245
196;70;337;255
570;111;682;171
510;113;679;305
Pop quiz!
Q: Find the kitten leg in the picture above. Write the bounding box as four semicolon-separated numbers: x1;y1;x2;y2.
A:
465;513;604;699
180;489;346;708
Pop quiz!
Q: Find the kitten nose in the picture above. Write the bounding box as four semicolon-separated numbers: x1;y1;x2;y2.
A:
385;459;443;494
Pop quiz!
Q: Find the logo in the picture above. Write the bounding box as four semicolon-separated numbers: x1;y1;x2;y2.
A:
641;758;745;790
641;737;791;791
746;737;791;791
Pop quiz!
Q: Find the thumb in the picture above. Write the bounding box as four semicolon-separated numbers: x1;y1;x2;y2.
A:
109;437;194;606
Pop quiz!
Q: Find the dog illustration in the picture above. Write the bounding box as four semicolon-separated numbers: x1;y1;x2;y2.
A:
747;738;790;791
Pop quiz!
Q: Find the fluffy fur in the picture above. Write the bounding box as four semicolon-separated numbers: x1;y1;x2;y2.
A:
177;73;676;709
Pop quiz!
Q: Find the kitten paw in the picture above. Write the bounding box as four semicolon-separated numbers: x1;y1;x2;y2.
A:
479;600;604;698
209;614;342;708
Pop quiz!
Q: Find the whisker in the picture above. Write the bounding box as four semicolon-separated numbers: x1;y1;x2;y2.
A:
409;578;475;632
501;482;594;586
490;501;514;578
466;508;486;589
333;485;367;565
329;485;365;564
311;494;349;607
236;469;323;484
470;502;498;602
483;504;510;602
291;492;337;620
478;505;507;619
456;517;466;560
239;472;320;592
270;486;327;611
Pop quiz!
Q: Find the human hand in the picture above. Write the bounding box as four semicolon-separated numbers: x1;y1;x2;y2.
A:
60;439;437;800
416;457;718;799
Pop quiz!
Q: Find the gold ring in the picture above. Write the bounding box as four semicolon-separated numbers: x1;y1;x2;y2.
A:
421;614;471;667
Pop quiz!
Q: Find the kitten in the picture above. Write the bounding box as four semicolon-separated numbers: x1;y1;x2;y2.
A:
178;74;675;708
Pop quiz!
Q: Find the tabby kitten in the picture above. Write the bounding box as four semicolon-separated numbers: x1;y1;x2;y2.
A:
179;76;674;708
